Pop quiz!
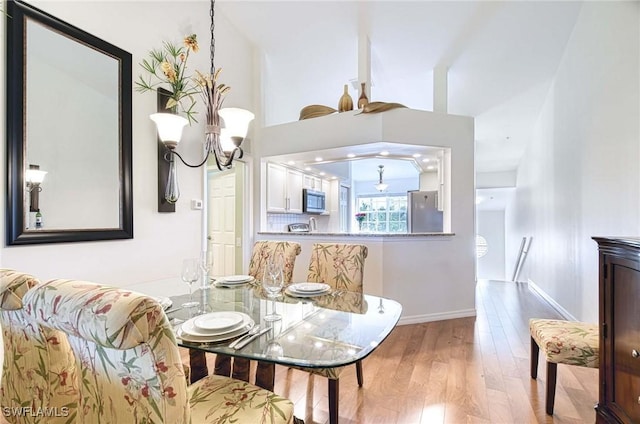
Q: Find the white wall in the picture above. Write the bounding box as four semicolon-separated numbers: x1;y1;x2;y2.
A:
505;1;640;322
0;2;255;289
476;210;505;280
256;109;476;321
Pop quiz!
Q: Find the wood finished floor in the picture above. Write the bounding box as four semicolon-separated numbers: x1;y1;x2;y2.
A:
184;280;598;424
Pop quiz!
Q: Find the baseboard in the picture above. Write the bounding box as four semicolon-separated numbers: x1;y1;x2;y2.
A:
398;308;477;326
527;278;577;321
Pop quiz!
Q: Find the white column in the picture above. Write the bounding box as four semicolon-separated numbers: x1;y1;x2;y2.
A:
357;3;372;98
433;65;448;113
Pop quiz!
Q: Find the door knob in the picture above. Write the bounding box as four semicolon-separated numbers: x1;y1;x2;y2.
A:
633;349;639;358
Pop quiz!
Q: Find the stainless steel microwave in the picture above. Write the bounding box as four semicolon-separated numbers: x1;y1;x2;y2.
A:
303;189;326;214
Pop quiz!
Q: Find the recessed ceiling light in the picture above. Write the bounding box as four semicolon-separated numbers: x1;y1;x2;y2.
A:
331;176;337;180
305;167;311;171
347;153;356;158
287;160;295;165
412;153;421;158
422;158;430;163
380;151;389;156
319;172;326;176
315;156;323;162
427;165;435;170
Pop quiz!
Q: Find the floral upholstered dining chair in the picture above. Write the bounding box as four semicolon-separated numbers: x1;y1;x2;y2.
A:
301;243;369;424
215;240;302;389
0;269;78;424
307;243;368;292
248;240;302;284
24;279;294;424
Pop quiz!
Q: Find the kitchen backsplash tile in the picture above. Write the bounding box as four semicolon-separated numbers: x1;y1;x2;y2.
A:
267;213;328;232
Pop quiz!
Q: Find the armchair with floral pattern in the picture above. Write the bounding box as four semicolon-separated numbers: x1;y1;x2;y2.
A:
24;279;294;424
0;269;78;424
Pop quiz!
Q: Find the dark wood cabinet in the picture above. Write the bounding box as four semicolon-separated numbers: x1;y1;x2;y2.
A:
594;237;640;423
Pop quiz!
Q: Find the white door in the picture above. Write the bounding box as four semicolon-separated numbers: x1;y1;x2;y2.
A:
209;170;236;277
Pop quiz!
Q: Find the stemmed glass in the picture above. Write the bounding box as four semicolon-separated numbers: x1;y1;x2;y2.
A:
264;339;284;359
199;250;214;289
262;255;284;322
181;258;200;308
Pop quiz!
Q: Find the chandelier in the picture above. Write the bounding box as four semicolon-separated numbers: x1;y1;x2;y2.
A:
374;165;389;192
150;0;255;204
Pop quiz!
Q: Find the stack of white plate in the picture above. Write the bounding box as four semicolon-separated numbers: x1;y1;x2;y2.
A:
285;282;332;298
178;311;254;343
215;275;254;286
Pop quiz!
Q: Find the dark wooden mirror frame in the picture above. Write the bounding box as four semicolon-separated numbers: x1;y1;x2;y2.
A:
6;0;133;245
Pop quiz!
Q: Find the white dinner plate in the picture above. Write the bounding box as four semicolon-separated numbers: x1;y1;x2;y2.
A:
181;313;252;337
193;311;244;332
178;317;254;342
217;275;254;285
152;296;173;311
177;315;255;342
288;283;331;293
285;286;331;298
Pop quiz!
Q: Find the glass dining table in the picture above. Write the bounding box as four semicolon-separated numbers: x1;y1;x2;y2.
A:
167;279;402;392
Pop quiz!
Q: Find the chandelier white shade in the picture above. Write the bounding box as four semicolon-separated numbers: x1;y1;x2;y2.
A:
150;113;188;148
375;182;389;192
220;108;255;139
219;108;255;152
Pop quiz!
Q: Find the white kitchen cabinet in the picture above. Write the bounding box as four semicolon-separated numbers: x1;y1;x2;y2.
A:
266;163;287;212
266;163;303;213
287;169;303;213
303;175;321;190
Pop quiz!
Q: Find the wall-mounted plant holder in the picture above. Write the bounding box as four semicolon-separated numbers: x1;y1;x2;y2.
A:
157;88;175;213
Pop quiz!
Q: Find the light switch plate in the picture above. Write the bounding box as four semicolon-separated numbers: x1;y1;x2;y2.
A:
191;199;203;210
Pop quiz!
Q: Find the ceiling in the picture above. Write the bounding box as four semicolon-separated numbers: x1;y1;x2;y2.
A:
265;142;444;181
218;0;583;175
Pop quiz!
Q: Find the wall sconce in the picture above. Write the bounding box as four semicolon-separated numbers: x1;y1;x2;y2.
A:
374;165;389;192
151;0;255;207
25;164;47;212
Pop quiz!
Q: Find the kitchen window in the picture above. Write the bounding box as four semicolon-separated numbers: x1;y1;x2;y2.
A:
357;195;407;233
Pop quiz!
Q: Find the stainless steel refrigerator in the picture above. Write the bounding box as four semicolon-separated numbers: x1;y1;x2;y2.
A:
407;190;443;232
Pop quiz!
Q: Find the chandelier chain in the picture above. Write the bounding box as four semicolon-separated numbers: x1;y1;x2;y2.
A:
209;0;216;75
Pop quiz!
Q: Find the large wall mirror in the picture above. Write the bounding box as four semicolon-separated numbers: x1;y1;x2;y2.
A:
6;0;133;245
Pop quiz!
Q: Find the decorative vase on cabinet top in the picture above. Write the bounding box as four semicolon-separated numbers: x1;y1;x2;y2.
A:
338;84;353;112
358;82;369;109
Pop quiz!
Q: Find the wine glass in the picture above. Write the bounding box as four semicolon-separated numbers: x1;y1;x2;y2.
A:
181;258;200;308
262;255;284;322
264;339;284;359
199;250;214;289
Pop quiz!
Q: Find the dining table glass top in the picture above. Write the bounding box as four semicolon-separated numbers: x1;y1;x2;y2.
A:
168;279;402;369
